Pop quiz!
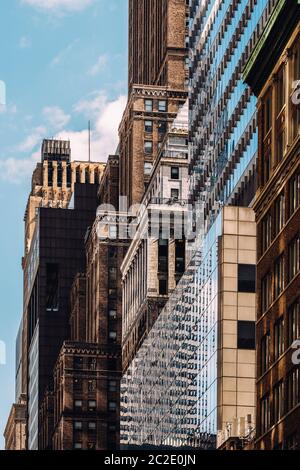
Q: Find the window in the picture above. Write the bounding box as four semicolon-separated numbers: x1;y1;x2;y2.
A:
237;321;255;350
74;442;82;450
74;379;83;392
274;194;285;236
292;42;300;140
145;99;153;112
158;121;167;134
260;394;270;434
263;90;272;137
261;212;272;253
277;66;286;115
159;279;168;295
286;368;299;411
171;188;179;200
261;273;272;313
171;167;179;180
46;263;59;311
88;380;96;392
74;357;84;369
288;236;300;281
175;240;185;274
108;401;117;412
74;400;83;409
158;100;167;112
274;316;285;360
109;267;117;282
144;141;153;154
144;120;153;133
144;162;153;175
261;332;271;374
88;400;96;411
109;309;117;320
109;331;117;341
108;288;117;299
88;358;96;370
274;255;284;299
289;172;300;217
88;422;96;431
108;380;118;392
288;302;300;346
74;421;83;431
109;225;117;239
158;239;168;273
273;381;284;424
238;264;256;293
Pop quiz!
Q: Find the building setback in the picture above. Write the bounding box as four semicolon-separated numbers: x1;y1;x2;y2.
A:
244;0;300;450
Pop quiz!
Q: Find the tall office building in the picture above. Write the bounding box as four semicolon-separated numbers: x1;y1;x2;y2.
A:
244;0;300;450
121;0;279;449
14;140;105;450
119;0;188;206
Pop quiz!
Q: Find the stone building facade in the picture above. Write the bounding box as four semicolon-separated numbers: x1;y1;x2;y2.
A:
4;395;26;450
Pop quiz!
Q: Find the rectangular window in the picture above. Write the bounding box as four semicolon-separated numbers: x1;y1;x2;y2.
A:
263;91;272;138
46;263;59;311
145;99;153;112
288;236;300;281
277;66;286;115
74;379;83;392
74;421;83;431
261;212;272;253
273;381;284;424
158;121;167;134
274;255;284;299
238;264;256;293
158;100;167;112
108;331;117;341
88;400;96;411
260;394;270;434
274;316;285;360
159;279;168;295
237;321;255;350
158;239;168;273
109;267;117;282
289;172;300;217
171;167;179;180
171;188;179;200
74;442;82;450
74;400;83;409
144;120;153;133
108;380;118;392
261;332;271;374
288;302;300;346
144;141;153;154
175;240;185;274
144;162;153;175
109;309;117;320
88;380;96;392
108;401;117;412
88;422;96;431
274;193;285;236
261;273;272;313
286;368;299;411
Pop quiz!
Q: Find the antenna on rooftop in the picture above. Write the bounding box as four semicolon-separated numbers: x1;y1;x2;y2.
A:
88;120;91;162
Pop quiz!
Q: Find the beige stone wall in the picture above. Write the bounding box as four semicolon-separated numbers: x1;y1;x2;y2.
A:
218;207;256;438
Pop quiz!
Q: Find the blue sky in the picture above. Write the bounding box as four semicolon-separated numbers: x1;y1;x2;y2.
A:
0;0;128;448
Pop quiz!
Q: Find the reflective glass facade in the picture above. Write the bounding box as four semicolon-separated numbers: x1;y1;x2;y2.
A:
121;214;222;448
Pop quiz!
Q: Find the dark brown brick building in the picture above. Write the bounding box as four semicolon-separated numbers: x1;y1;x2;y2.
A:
119;0;188;206
244;0;300;450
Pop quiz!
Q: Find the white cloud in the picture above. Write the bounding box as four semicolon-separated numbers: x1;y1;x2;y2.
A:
1;92;126;183
18;126;46;152
19;36;31;48
0;151;40;184
57;93;126;161
50;39;79;67
21;0;95;13
88;54;108;76
42;106;70;129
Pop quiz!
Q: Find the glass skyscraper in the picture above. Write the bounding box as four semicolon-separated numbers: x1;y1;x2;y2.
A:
121;0;280;449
